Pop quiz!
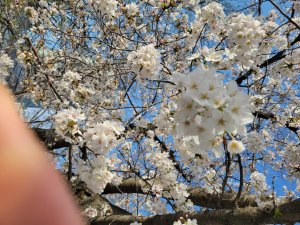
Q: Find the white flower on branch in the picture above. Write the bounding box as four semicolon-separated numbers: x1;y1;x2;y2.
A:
227;140;245;154
127;44;161;81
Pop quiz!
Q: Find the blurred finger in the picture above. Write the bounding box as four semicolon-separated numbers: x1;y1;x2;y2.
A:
0;84;85;225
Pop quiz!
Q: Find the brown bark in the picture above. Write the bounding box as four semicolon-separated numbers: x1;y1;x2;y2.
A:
103;178;259;209
91;198;300;225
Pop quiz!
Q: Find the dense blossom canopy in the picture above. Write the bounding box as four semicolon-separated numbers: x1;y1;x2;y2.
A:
0;0;300;224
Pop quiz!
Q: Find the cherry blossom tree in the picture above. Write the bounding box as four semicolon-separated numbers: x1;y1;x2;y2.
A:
0;0;300;224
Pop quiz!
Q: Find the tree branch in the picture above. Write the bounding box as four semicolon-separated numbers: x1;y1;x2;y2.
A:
236;33;300;85
103;178;259;209
254;111;299;134
269;0;300;30
91;198;300;225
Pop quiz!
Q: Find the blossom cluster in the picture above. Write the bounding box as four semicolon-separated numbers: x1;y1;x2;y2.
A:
127;44;161;81
144;145;193;212
89;0;118;18
53;108;86;143
83;121;124;154
196;2;225;31
188;2;277;70
285;144;300;177
24;6;39;23
243;131;266;153
77;155;122;194
83;206;98;219
174;219;198;225
145;0;172;8
189;2;225;46
130;222;142;225
250;171;268;192
172;67;253;157
125;3;139;16
0;53;14;83
227;14;266;67
60;71;95;105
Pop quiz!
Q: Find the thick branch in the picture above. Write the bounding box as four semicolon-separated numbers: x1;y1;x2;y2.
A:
91;198;300;225
72;180;131;216
103;178;258;209
34;128;70;149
